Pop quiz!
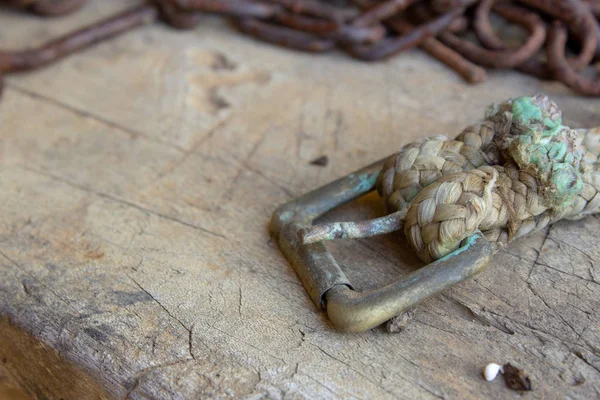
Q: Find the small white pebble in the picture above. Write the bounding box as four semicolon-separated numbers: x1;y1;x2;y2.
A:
483;363;503;382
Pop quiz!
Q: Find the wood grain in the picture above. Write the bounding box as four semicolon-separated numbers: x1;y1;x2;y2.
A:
1;1;600;398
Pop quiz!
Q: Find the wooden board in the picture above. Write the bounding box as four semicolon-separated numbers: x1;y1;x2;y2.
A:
1;1;600;398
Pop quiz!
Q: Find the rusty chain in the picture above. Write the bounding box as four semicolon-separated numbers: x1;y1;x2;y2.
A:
1;0;600;95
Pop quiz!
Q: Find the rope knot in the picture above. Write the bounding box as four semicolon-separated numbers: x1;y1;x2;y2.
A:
300;94;597;264
492;95;583;210
403;94;585;260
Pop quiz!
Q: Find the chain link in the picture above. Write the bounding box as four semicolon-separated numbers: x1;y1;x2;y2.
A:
1;0;600;95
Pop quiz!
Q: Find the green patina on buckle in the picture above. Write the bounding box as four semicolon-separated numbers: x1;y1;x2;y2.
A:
270;159;495;333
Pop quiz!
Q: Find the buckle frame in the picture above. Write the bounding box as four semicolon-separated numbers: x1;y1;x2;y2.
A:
271;159;495;332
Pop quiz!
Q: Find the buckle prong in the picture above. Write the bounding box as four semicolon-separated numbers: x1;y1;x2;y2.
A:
271;159;495;332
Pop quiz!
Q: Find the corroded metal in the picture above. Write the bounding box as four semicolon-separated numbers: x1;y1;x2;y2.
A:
270;160;495;332
271;160;383;308
4;0;600;95
325;232;494;332
272;94;598;331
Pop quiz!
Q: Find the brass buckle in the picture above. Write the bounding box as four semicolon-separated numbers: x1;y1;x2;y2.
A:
271;158;496;332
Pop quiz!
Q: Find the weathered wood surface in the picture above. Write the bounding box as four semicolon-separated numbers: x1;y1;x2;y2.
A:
1;1;600;399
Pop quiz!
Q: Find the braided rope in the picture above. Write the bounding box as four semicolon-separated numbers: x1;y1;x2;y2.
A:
376;121;499;212
300;94;600;263
404;164;542;262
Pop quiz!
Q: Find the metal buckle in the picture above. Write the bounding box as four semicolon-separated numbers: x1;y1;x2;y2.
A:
271;158;496;332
